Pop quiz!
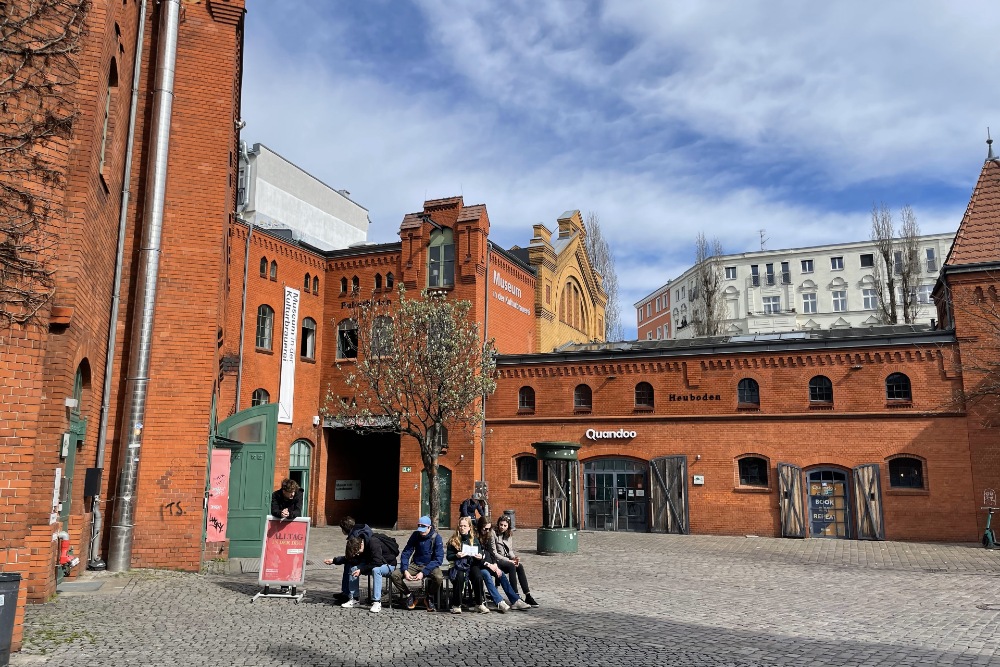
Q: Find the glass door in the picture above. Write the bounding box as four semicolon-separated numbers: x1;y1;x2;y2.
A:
807;469;850;538
584;459;649;532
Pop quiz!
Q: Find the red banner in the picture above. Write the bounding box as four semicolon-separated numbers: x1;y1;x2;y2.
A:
206;449;231;541
259;517;309;585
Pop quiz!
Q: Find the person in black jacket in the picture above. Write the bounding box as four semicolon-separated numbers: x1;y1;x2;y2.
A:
339;533;397;613
270;479;302;520
323;516;373;603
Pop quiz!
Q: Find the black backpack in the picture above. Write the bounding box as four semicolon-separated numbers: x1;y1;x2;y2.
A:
374;532;399;560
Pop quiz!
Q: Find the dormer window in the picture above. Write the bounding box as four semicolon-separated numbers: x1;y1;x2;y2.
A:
428;228;455;287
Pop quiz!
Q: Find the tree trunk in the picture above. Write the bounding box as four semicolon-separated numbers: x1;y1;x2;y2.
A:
421;444;439;528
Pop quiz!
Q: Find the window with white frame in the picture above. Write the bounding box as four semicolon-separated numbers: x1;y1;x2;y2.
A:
725;266;737;280
656;326;662;339
832;291;847;312
646;304;650;317
830;257;844;270
926;248;937;272
860;253;874;268
917;284;933;304
638;308;643;323
801;259;814;273
863;288;878;310
762;296;780;314
647;331;653;339
655;297;660;311
802;293;817;314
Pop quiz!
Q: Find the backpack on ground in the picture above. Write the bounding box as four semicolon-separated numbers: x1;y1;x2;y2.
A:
374;532;399;560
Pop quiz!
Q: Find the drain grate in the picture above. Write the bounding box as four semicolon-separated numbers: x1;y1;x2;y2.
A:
976;603;1000;611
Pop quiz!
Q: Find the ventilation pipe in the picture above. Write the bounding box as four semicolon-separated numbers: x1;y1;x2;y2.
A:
107;0;181;572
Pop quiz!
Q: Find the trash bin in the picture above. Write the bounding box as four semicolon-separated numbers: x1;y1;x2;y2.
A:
0;572;21;667
502;510;516;530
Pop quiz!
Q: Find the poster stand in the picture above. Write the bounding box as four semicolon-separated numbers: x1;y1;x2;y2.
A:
250;516;310;603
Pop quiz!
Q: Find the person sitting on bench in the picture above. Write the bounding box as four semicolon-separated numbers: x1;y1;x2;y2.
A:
389;516;444;611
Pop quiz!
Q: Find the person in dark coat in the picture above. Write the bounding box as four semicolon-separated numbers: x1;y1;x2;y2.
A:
324;516;373;603
339;533;397;613
459;495;487;522
389;515;445;611
270;479;302;520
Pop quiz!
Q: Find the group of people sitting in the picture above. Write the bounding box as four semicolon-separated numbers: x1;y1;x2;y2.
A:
324;509;537;614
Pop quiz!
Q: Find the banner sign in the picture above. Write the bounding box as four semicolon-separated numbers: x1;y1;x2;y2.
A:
206;449;231;541
259;517;310;586
278;287;300;424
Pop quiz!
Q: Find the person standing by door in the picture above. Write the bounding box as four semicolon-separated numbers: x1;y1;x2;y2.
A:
270;478;302;520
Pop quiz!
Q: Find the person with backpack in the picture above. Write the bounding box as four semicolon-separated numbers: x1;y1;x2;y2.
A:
323;516;373;603
389;516;445;611
340;532;398;613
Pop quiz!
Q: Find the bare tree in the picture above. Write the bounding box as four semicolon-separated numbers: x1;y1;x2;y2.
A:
323;287;497;525
871;203;923;325
692;232;726;336
0;0;88;328
583;211;622;341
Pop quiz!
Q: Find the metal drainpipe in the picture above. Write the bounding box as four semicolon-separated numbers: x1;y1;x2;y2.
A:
90;0;149;570
107;0;181;572
480;243;490;484
234;143;252;413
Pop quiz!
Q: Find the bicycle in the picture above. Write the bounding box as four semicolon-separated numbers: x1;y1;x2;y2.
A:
982;507;999;549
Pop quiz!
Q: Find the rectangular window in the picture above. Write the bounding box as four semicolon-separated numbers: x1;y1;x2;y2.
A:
765;263;775;286
893;251;903;275
926;248;937;272
647;332;652;339
863;288;878;310
860;253;874;268
680;287;686;300
637;308;643;323
762;296;780;314
655;297;661;311
646;304;651;317
750;265;760;286
802;293;817;314
917;284;934;304
832;290;847;312
656;326;662;339
801;259;814;273
725;266;737;280
831;257;844;270
780;261;791;284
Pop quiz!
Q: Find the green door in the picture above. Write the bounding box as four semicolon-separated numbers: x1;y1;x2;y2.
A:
420;466;452;529
289;439;312;513
215;403;278;558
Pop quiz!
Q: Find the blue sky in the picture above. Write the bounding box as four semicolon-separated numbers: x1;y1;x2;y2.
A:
242;1;999;339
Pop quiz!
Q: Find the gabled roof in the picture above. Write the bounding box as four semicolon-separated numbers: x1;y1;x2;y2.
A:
944;156;1000;268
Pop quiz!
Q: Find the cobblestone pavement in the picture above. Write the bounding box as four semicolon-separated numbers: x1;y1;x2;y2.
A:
13;530;1000;667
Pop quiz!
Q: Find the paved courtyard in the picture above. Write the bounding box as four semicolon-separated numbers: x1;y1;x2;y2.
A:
12;529;1000;666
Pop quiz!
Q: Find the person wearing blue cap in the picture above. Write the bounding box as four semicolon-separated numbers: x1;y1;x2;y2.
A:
389;515;445;611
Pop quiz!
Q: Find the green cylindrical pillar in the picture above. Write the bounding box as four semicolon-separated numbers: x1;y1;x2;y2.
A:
532;441;581;554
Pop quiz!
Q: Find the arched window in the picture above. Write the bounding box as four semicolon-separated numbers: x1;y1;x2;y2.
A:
259;256;268;278
574;384;592;411
737;378;760;406
304;273;311;291
312;276;319;294
886;373;912;401
374;273;383;291
300;317;316;359
351;275;359;293
251;388;270;406
518;386;535;412
99;58;119;172
337;319;358;359
888;456;924;489
515;455;538;483
386;272;395;289
340;277;348;294
255;305;274;350
428;228;455;287
269;260;277;281
635;382;654;409
371;315;393;357
738;456;769;487
809;375;833;403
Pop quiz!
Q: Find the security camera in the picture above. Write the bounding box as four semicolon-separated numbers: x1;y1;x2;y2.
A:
235;118;247;130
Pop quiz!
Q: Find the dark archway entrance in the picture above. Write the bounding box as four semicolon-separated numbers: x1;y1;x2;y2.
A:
324;429;399;529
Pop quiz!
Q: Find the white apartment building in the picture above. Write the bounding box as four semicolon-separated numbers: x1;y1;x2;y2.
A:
635;233;954;340
238;142;370;251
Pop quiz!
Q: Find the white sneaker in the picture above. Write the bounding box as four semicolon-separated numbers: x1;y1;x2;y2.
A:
512;599;531;611
498;600;510;613
450;606;462;614
476;603;490;614
341;598;360;608
369;601;381;613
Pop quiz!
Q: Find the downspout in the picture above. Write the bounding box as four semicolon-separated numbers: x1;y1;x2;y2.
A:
234;143;252;412
480;243;490;485
89;0;149;570
107;0;181;572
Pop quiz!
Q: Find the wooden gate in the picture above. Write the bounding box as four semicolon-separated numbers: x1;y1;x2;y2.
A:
852;464;885;540
649;456;688;534
778;463;806;538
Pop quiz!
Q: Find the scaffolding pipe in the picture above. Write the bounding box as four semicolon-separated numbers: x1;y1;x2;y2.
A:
107;0;181;572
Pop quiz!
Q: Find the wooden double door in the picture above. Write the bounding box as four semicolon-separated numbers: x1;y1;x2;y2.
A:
779;463;884;540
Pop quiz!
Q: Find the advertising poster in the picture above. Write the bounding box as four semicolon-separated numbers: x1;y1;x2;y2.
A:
259;517;310;586
206;449;231;541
